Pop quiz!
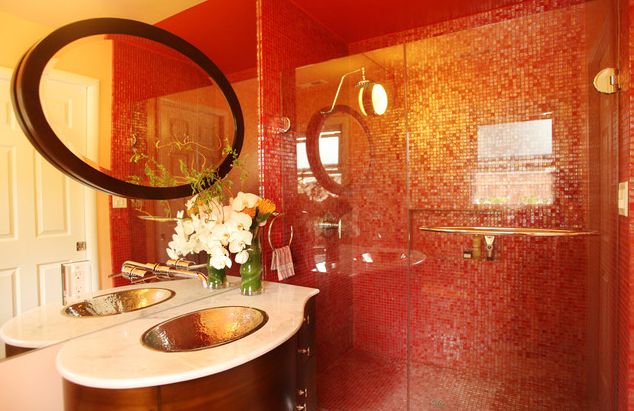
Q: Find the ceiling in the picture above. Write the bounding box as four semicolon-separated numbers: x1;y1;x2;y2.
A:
0;0;530;78
157;0;257;77
0;0;205;26
158;0;527;76
289;0;529;43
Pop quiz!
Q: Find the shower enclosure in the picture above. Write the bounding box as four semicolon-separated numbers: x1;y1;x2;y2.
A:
258;0;618;409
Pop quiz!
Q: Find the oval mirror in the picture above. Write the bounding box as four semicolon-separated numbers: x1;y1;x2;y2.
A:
305;105;373;196
11;18;244;199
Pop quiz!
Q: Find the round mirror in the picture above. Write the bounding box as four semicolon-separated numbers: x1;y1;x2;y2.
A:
305;105;372;195
11;18;244;199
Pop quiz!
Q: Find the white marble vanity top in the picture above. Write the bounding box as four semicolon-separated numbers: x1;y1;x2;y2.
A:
0;278;234;348
56;280;318;389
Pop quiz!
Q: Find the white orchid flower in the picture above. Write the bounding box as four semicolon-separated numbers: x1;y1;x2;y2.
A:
210;223;232;246
167;230;194;257
185;195;198;211
235;249;249;264
176;217;194;237
197;228;219;252
166;246;179;260
200;198;225;222
231;192;260;212
201;239;223;254
226;211;252;232
221;205;233;223
229;230;253;253
208;245;232;270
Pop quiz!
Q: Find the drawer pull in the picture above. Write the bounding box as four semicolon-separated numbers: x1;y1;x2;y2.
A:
296;404;306;411
297;388;308;398
298;346;311;357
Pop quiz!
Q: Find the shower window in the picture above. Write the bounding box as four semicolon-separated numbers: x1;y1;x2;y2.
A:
473;118;555;205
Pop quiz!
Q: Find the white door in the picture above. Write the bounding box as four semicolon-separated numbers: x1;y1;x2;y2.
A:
0;67;97;356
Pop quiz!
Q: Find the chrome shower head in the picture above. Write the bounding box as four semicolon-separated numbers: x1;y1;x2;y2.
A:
321;67;388;116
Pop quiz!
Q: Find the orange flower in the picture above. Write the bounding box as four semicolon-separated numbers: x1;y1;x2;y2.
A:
257;198;276;216
242;206;257;218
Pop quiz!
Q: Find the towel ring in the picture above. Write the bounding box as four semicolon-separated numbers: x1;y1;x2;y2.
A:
268;213;293;249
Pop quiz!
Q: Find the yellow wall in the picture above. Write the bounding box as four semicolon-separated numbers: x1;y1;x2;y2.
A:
0;11;49;68
55;35;113;170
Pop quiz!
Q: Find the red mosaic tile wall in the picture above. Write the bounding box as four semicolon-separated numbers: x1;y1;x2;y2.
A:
109;36;210;284
406;1;590;385
260;0;619;409
347;0;586;54
257;0;354;372
109;36;256;283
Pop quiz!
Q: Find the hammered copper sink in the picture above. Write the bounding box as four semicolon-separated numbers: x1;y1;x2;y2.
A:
63;288;176;317
141;306;268;352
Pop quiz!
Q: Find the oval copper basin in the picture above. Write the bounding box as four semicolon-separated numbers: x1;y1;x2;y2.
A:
63;288;175;317
141;306;268;352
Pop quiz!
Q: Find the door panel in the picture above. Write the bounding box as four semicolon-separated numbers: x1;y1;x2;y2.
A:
0;146;16;240
37;261;67;305
34;156;70;237
0;268;19;324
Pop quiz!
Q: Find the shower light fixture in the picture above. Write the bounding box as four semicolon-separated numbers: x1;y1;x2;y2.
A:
321;67;388;116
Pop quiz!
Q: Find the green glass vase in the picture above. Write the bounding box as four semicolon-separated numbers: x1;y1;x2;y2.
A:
239;238;263;295
207;262;227;289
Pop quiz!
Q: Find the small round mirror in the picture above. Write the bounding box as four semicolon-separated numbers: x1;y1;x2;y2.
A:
12;18;244;199
305;105;372;195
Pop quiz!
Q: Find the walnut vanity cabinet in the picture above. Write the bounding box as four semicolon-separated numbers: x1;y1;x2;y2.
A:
63;297;317;411
5;344;34;357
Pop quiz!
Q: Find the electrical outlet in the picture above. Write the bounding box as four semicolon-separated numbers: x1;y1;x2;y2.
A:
618;181;628;217
112;195;127;209
62;261;93;304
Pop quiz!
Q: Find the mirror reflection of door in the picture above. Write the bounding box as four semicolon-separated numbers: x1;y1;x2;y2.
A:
142;94;229;262
0;67;97;357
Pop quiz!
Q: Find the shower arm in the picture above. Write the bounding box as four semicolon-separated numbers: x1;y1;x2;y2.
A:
321;67;366;115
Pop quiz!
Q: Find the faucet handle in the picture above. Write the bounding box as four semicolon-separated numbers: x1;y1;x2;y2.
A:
120;265;150;281
317;213;342;239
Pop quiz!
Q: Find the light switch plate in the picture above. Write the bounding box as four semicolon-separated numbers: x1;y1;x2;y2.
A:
112;195;127;209
618;181;628;217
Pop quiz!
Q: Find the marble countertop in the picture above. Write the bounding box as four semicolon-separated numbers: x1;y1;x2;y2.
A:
56;280;318;389
0;278;235;348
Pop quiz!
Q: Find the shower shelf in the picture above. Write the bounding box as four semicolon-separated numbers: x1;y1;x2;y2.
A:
418;226;598;237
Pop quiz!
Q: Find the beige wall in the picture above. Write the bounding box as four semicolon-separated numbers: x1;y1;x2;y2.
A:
55;35;113;170
0;344;63;410
0;11;49;69
53;37;113;285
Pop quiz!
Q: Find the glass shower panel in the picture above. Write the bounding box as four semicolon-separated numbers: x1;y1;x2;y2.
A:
407;0;617;410
291;45;409;411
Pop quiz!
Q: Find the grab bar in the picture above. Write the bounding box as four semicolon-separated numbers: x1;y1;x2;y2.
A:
418;226;598;237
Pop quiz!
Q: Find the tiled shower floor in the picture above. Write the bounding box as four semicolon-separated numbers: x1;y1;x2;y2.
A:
317;349;590;411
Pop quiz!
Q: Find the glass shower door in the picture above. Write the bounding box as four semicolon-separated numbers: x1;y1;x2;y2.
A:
406;0;618;409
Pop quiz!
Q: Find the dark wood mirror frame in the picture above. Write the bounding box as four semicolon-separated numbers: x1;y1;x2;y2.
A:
10;17;244;200
305;105;372;196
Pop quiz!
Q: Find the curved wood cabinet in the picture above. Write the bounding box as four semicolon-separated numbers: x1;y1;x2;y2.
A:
5;344;34;357
64;297;316;411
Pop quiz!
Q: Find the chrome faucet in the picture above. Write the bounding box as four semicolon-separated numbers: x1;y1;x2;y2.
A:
118;261;210;286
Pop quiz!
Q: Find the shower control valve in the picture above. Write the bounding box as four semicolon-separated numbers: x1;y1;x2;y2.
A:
484;235;495;261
